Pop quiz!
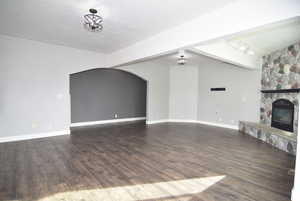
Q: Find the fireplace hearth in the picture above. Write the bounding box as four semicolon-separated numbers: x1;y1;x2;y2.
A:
271;99;294;132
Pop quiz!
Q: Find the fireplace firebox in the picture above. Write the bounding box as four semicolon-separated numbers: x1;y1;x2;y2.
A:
271;99;294;132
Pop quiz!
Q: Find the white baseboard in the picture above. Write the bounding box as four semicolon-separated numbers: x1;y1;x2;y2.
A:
168;119;199;123
70;117;146;128
146;119;238;130
291;187;300;201
146;119;169;124
0;120;237;143
196;120;238;130
0;130;70;143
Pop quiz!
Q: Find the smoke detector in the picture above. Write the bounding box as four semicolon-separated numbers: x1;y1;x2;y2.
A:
177;50;187;65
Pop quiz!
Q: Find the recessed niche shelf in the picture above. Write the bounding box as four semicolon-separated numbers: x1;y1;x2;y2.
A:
211;88;226;91
261;88;300;94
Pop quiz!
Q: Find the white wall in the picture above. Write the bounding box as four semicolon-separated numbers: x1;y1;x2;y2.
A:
0;35;106;138
120;55;261;128
169;65;198;120
197;58;261;127
167;55;261;128
0;35;171;139
293;104;300;200
119;62;170;122
0;35;260;139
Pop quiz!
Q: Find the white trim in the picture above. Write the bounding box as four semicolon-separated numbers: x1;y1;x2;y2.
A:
146;119;238;130
195;120;238;130
291;186;300;201
70;117;146;128
293;97;300;201
168;119;199;124
0;130;70;143
146;119;169;124
0;120;237;143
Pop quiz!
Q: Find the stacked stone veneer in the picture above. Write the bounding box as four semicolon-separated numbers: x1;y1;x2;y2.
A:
239;43;299;155
239;121;296;155
260;43;300;135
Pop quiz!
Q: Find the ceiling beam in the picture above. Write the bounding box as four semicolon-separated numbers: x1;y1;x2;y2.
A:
105;0;300;67
189;43;261;70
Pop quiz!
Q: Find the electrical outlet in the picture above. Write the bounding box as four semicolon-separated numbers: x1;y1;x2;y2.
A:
56;93;63;100
114;114;118;118
31;123;38;128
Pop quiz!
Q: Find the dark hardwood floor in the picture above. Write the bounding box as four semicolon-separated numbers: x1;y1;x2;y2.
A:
0;122;295;201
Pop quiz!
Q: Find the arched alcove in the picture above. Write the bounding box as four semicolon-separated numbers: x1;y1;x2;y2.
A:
70;68;147;124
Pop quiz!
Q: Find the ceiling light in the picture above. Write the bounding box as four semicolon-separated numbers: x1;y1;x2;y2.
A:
177;50;187;65
177;55;187;65
228;41;240;49
84;9;103;32
227;40;256;56
246;50;255;55
239;46;247;51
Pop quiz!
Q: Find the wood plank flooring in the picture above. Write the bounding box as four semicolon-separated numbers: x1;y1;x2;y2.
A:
0;122;295;201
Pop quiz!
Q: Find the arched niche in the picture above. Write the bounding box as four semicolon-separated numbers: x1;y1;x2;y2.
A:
70;68;147;124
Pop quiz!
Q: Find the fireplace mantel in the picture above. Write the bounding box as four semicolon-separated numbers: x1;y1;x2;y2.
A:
261;88;300;94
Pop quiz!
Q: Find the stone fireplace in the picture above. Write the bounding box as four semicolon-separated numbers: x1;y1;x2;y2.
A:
239;43;300;155
271;99;294;132
261;92;299;135
260;43;300;135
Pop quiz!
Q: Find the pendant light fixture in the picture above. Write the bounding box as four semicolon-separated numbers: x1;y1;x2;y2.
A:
177;50;187;65
83;9;103;32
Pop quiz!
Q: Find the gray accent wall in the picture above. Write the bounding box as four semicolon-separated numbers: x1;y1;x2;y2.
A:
70;68;147;123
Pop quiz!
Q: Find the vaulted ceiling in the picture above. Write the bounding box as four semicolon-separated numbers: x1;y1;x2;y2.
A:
192;17;300;69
